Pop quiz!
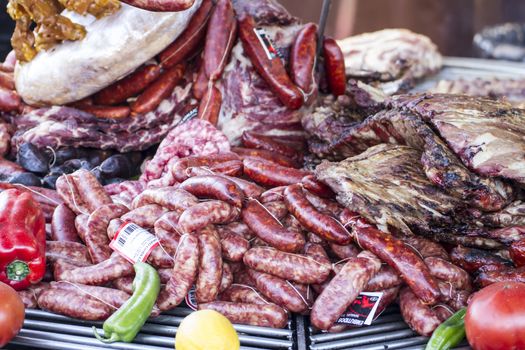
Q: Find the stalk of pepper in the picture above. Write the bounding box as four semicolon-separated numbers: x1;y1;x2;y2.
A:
425;308;467;350
0;189;46;291
93;262;160;343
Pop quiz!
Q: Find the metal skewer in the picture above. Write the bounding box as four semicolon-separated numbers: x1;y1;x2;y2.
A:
316;0;333;65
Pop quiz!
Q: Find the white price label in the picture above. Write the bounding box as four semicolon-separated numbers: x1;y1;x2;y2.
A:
109;222;159;264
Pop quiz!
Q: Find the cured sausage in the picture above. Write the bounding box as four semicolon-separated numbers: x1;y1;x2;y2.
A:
284;184;351;245
301;175;335;199
310;251;381;330
241;131;301;162
425;257;472;291
120;0;195;13
71;169;112;213
260;186;287;203
304;243;331;266
323;37;347;96
365;265;402;292
0;88;20;113
172;153;240;182
46;241;91;265
196;231;223;303
75;214;89;242
157;234;199;311
78;105;131;119
178;175;244;207
131;187;198;212
197;85;222;126
243;158;311;187
450;245;512;273
218;221;255;240
243;246;331;284
303;190;341;217
121;204;169;228
289;23;317;95
51;204;81;242
217;228;250;262
475;266;525;287
198;301;288;328
401;235;450;261
56;174;89;215
329;243;359;260
178;200;240;233
54;254;134;285
220;263;233;293
399;287;442;337
220;284;268;305
232;147;300;169
238;14;304;110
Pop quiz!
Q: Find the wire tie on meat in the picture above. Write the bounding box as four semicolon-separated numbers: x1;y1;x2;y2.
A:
14;183;61;206
286;280;311;308
444;281;454;299
231;283;270;305
172;233;190;261
64;174;90;215
46;146;57;168
57;281;118;310
254;198;284;227
404;242;425;261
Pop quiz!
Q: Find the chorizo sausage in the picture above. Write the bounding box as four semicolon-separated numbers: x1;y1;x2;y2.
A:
195;231;223;303
56;174;89;215
450;245;512;273
232;147;300;169
260;186;287;203
243;246;331;284
365;265;402;292
323;37;347;96
475;266;525;287
238;14;304;110
178;175;244;208
121;204;169;228
71;169;112;213
46;241;91;265
328;243;359;260
78;105;131;119
54;253;133;285
217;228;250;262
178;200;240;233
51;204;81;242
50;282;131;309
220;262;233;293
172;153;240;182
198;301;288;328
75;214;89;242
425;257;472;291
119;0;195;13
242;199;305;253
243;158;311;188
301;175;335;199
284;184;351;245
218;221;255;240
0;87;20;113
399;287;442;337
197;85;222;126
157;234;199;311
304;243;331;266
401;235;450;261
289;23;317;95
192;62;208;100
131;187;198;212
241;131;302;162
220;284;268;305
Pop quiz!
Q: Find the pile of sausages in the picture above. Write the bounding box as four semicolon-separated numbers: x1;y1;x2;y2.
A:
14;129;473;336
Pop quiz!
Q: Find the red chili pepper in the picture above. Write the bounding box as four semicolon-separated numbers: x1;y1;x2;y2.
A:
0;189;46;290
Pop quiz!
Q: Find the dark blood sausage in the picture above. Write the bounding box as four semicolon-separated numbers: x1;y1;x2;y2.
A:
220;284;268;305
119;0;194;12
78;105;131;119
178;175;244;208
171;153;240;182
475;266;525;287
399;287;442;337
346;215;441;305
51;204;81;242
158;0;214;69
220;263;233;293
242;199;305;253
425;257;472;291
241;131;301;162
196;231;223;303
365;265;402;292
198;86;222;126
248;269;309;313
85;204;128;264
510;239;525;267
121;204;169;228
131;187;198;212
238;14;304;110
301;175;335;199
178;200;240;233
289;23;317;95
0;88;21;113
130;64;185;115
54;254;134;285
217;228;250;262
243;158;311;188
71;169;112;214
450;245;512;273
284;184;351;245
329;243;359;260
75;214;89;242
232;147;300;169
203;0;237;81
158;234;199;311
243;246;331;284
93;64;162;105
198;301;288;328
46;241;91;264
310;251;381;330
323;37;347;96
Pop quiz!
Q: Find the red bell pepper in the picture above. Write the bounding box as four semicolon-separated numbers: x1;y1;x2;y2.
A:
0;189;46;290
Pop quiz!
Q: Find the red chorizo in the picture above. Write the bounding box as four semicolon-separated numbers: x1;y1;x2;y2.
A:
399;287;442;336
284;184;351;245
450;245;512;273
243;246;331;284
243;158;311;187
217;228;250;262
238;14;304;110
220;262;233;293
196;231;223;303
301;175;335;199
241;131;302;162
178;200;240;233
178;175;244;208
232;147;300;169
260;186;287;203
121;204;169;228
289;23;317;95
192;62;208;100
475;265;525;287
220;284;268;305
54;253;133;285
329;242;359;260
425;256;472;291
218;221;254;240
119;0;194;12
78;105;131;119
310;251;381;330
323;37;347;96
198;301;288;328
172;153;240;182
51;204;80;242
157;234;199;311
365;265;402;292
304;243;331;266
197;85;222;126
131;187;198;212
401;235;450;261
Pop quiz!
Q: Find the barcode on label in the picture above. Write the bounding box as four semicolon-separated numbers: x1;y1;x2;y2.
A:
110;222;159;264
254;27;281;61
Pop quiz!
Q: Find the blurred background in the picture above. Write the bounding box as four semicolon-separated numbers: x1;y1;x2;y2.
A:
1;0;525;59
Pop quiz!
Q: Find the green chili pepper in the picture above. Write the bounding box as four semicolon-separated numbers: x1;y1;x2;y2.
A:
425;308;467;350
93;262;160;343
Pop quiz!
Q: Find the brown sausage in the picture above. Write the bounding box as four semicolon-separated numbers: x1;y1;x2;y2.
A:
158;0;214;69
78;105;131;119
197;85;222;126
301;175;335;199
241;131;302;162
130;64;185;115
50;282;131;310
450;245;512;273
399;287;442;337
242;199;305;253
178;200;240;233
119;0;194;12
284;184;351;245
178;175;244;208
220;262;233;293
157;234;199;311
131;187;198;212
304;243;331;266
323;37;347;96
46;241;91;264
217;228;250;262
310;251;381;330
198;301;288;328
85;204;128;264
425;256;472;291
238;14;304;110
365;265;402;292
248;269;309;313
220;284;268;305
51;204;81;242
71;169;112;213
121;204;169;228
203;0;237;81
262;201;288;221
196;231;223;303
510;239;525;267
172;153;240;182
289;23;317;95
243;158;311;187
231;147;301;169
243;246;331;284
